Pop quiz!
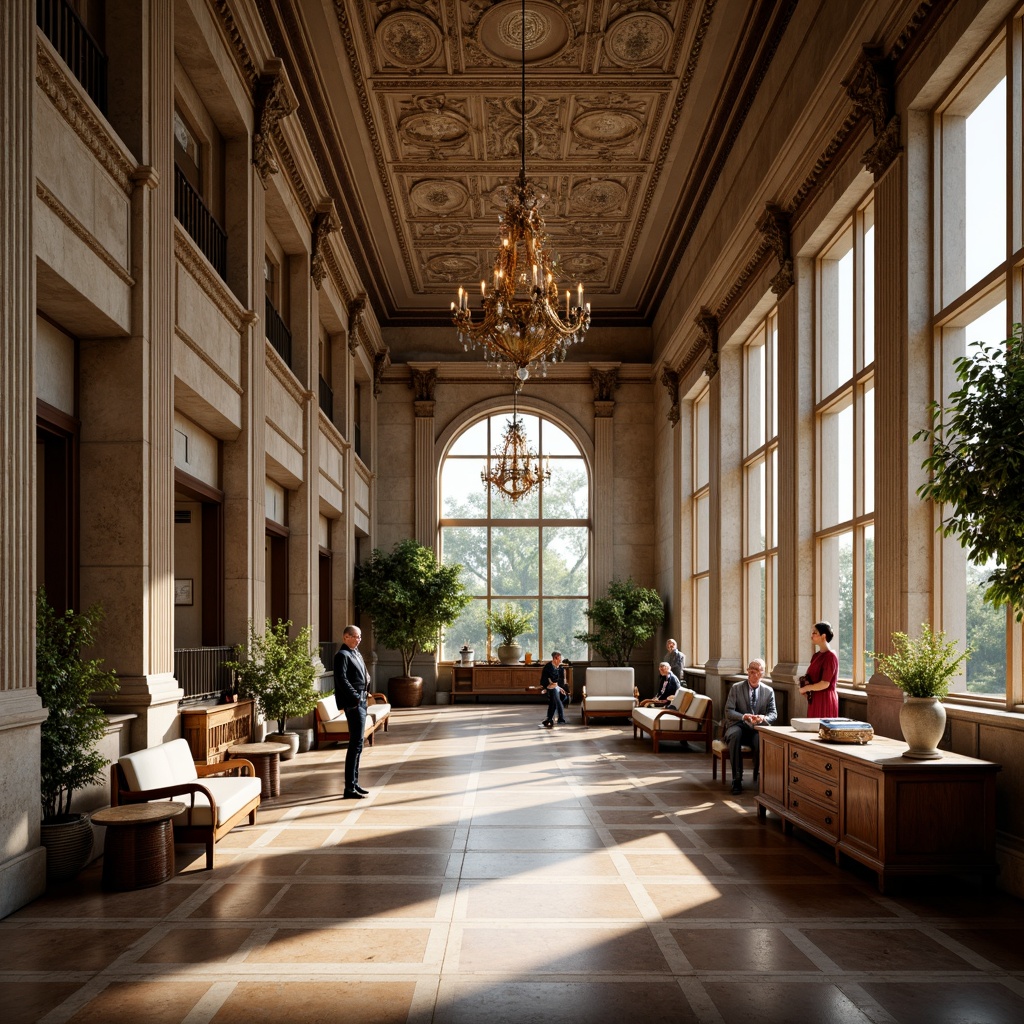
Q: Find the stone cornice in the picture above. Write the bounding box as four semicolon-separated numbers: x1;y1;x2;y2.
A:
173;225;252;333
265;340;312;405
210;0;259;92
35;37;135;196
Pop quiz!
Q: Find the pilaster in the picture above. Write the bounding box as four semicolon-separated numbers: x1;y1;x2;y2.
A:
410;367;438;549
592;398;614;598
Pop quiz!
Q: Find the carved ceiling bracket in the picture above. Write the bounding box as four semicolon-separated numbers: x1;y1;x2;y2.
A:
373;350;391;397
311;199;341;289
252;59;296;185
347;295;367;354
696;307;719;380
591;368;620;417
843;46;901;180
409;368;437;418
660;367;680;426
758;202;793;296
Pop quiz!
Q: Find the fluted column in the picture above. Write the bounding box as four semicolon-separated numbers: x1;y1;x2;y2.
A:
0;0;48;915
593;410;614;597
410;368;438;549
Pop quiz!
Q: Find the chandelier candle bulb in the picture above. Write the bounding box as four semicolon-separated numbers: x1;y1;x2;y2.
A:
578;283;583;305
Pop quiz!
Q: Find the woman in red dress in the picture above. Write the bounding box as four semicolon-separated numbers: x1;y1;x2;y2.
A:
799;621;839;718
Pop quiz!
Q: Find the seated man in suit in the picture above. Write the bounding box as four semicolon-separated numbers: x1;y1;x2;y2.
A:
648;661;681;707
724;658;777;795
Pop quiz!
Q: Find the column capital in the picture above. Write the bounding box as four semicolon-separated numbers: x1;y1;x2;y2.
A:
252;58;297;185
758;202;793;296
660;367;680;425
843;45;901;179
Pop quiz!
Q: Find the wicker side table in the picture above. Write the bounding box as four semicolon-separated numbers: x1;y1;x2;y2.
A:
91;801;184;890
227;741;290;798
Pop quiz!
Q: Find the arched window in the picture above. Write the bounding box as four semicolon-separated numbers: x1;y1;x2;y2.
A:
439;411;590;662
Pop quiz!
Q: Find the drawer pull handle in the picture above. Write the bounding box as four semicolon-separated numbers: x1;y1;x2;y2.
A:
792;800;799;807
792;775;799;784
825;789;833;798
824;816;833;825
825;763;833;771
792;752;799;760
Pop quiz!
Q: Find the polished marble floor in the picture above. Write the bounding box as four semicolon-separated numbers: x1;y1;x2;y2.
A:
5;704;1024;1023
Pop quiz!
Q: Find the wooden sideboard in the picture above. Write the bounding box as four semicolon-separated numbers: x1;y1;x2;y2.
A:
452;664;573;703
756;726;999;892
181;699;254;764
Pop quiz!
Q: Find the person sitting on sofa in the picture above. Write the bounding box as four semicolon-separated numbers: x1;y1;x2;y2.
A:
648;661;681;707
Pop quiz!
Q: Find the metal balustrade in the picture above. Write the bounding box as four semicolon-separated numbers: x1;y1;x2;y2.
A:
174;166;227;279
265;295;292;367
37;0;108;114
175;646;234;704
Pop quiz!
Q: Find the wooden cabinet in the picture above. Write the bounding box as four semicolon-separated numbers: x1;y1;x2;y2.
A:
756;726;999;891
452;664;573;702
181;699;254;764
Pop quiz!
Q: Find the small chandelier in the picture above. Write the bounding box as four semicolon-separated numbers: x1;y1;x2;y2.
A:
452;0;590;382
482;389;550;502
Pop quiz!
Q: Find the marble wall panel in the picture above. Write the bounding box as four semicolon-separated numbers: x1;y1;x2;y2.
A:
265;424;303;489
175;263;241;384
36;315;74;413
265;370;304;442
173;340;242;439
173;412;219;487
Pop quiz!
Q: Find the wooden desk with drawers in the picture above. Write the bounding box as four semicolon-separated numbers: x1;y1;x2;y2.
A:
755;726;999;892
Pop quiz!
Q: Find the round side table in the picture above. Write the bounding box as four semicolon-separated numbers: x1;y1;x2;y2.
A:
227;741;290;798
91;801;184;890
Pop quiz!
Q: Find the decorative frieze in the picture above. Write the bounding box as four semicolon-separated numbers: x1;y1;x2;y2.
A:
843;46;901;179
758;202;793;296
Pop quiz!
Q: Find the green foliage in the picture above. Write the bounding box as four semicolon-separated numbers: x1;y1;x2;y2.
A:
36;589;119;822
485;603;535;646
225;620;321;732
355;539;471;676
965;560;1007;694
914;325;1024;619
574;577;665;666
867;624;971;700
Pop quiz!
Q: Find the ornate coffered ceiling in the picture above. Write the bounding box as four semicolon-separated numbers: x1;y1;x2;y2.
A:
258;1;797;347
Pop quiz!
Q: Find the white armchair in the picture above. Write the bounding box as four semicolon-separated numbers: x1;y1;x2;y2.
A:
580;667;639;725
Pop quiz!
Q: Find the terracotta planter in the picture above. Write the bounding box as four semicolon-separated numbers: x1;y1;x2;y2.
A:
388;676;423;707
900;695;946;760
41;813;94;881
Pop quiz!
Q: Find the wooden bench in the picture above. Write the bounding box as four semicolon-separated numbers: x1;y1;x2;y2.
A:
631;689;713;753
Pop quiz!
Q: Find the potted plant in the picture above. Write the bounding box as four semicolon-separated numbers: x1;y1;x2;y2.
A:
225;619;321;759
574;577;664;666
354;539;471;706
485;603;535;665
868;624;971;759
914;324;1024;619
36;588;119;880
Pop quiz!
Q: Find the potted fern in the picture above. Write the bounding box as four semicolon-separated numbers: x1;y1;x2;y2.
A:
225;619;321;759
37;589;119;880
868;624;970;760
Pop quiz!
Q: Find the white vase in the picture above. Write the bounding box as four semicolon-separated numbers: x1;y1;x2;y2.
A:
267;731;300;760
496;643;522;666
899;696;946;760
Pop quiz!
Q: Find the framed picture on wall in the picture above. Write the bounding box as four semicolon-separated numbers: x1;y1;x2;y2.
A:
174;578;194;606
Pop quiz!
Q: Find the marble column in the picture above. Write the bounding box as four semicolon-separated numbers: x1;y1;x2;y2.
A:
0;0;48;917
592;407;614;598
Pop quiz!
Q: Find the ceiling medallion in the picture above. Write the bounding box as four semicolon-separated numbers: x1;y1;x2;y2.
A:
376;12;442;69
605;12;673;68
452;0;590;384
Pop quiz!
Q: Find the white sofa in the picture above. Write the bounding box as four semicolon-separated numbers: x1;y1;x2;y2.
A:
110;737;262;869
631;688;714;753
314;692;391;748
580;667;639;724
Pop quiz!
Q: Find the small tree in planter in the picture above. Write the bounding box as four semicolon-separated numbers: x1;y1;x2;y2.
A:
225;619;321;757
575;577;665;666
355;539;471;705
37;588;119;879
485;603;535;665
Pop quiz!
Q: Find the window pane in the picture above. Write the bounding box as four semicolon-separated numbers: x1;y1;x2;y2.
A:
769;449;778;549
864;524;875;671
543;526;588;595
694;392;709;489
694;575;709;665
541;598;587;661
745;459;765;556
744;558;766;666
745;329;765;454
542;459;588;518
441;526;488;596
695;493;709;573
491;484;539;519
965;78;1005;289
863;384;874;515
820;530;853;679
491;527;539;596
965;557;1007;695
769;314;778;440
448;419;487;455
442;598;487;661
820;397;853;527
821;240;854;396
541;421;579;456
768;553;778;670
863;222;875;366
442;459;487;518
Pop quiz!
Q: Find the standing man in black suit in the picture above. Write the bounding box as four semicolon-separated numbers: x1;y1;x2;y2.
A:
334;624;370;799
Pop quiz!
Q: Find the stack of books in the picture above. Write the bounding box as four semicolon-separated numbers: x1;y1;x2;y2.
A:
817;718;874;743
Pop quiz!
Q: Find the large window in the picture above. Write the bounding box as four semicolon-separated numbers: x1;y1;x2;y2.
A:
743;313;778;669
691;388;710;666
439;412;589;662
935;36;1015;700
816;201;875;683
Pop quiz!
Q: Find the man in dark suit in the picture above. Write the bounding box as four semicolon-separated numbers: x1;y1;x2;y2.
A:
724;658;777;795
334;624;370;798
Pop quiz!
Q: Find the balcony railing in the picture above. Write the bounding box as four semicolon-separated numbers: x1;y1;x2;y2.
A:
37;0;107;114
174;166;227;280
319;641;337;670
319;374;334;420
175;646;234;704
265;295;292;367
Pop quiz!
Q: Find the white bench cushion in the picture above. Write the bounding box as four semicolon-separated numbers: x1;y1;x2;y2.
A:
170;775;263;827
584;667;635;697
585;695;638;713
317;695;389;737
119;737;198;791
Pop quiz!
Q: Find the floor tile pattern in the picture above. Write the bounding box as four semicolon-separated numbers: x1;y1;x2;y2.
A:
4;704;1024;1023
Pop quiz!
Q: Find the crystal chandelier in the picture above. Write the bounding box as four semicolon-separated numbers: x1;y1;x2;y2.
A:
482;389;550;502
452;0;590;382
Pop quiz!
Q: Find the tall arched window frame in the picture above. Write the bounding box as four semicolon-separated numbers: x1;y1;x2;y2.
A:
933;24;1022;704
438;410;591;662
